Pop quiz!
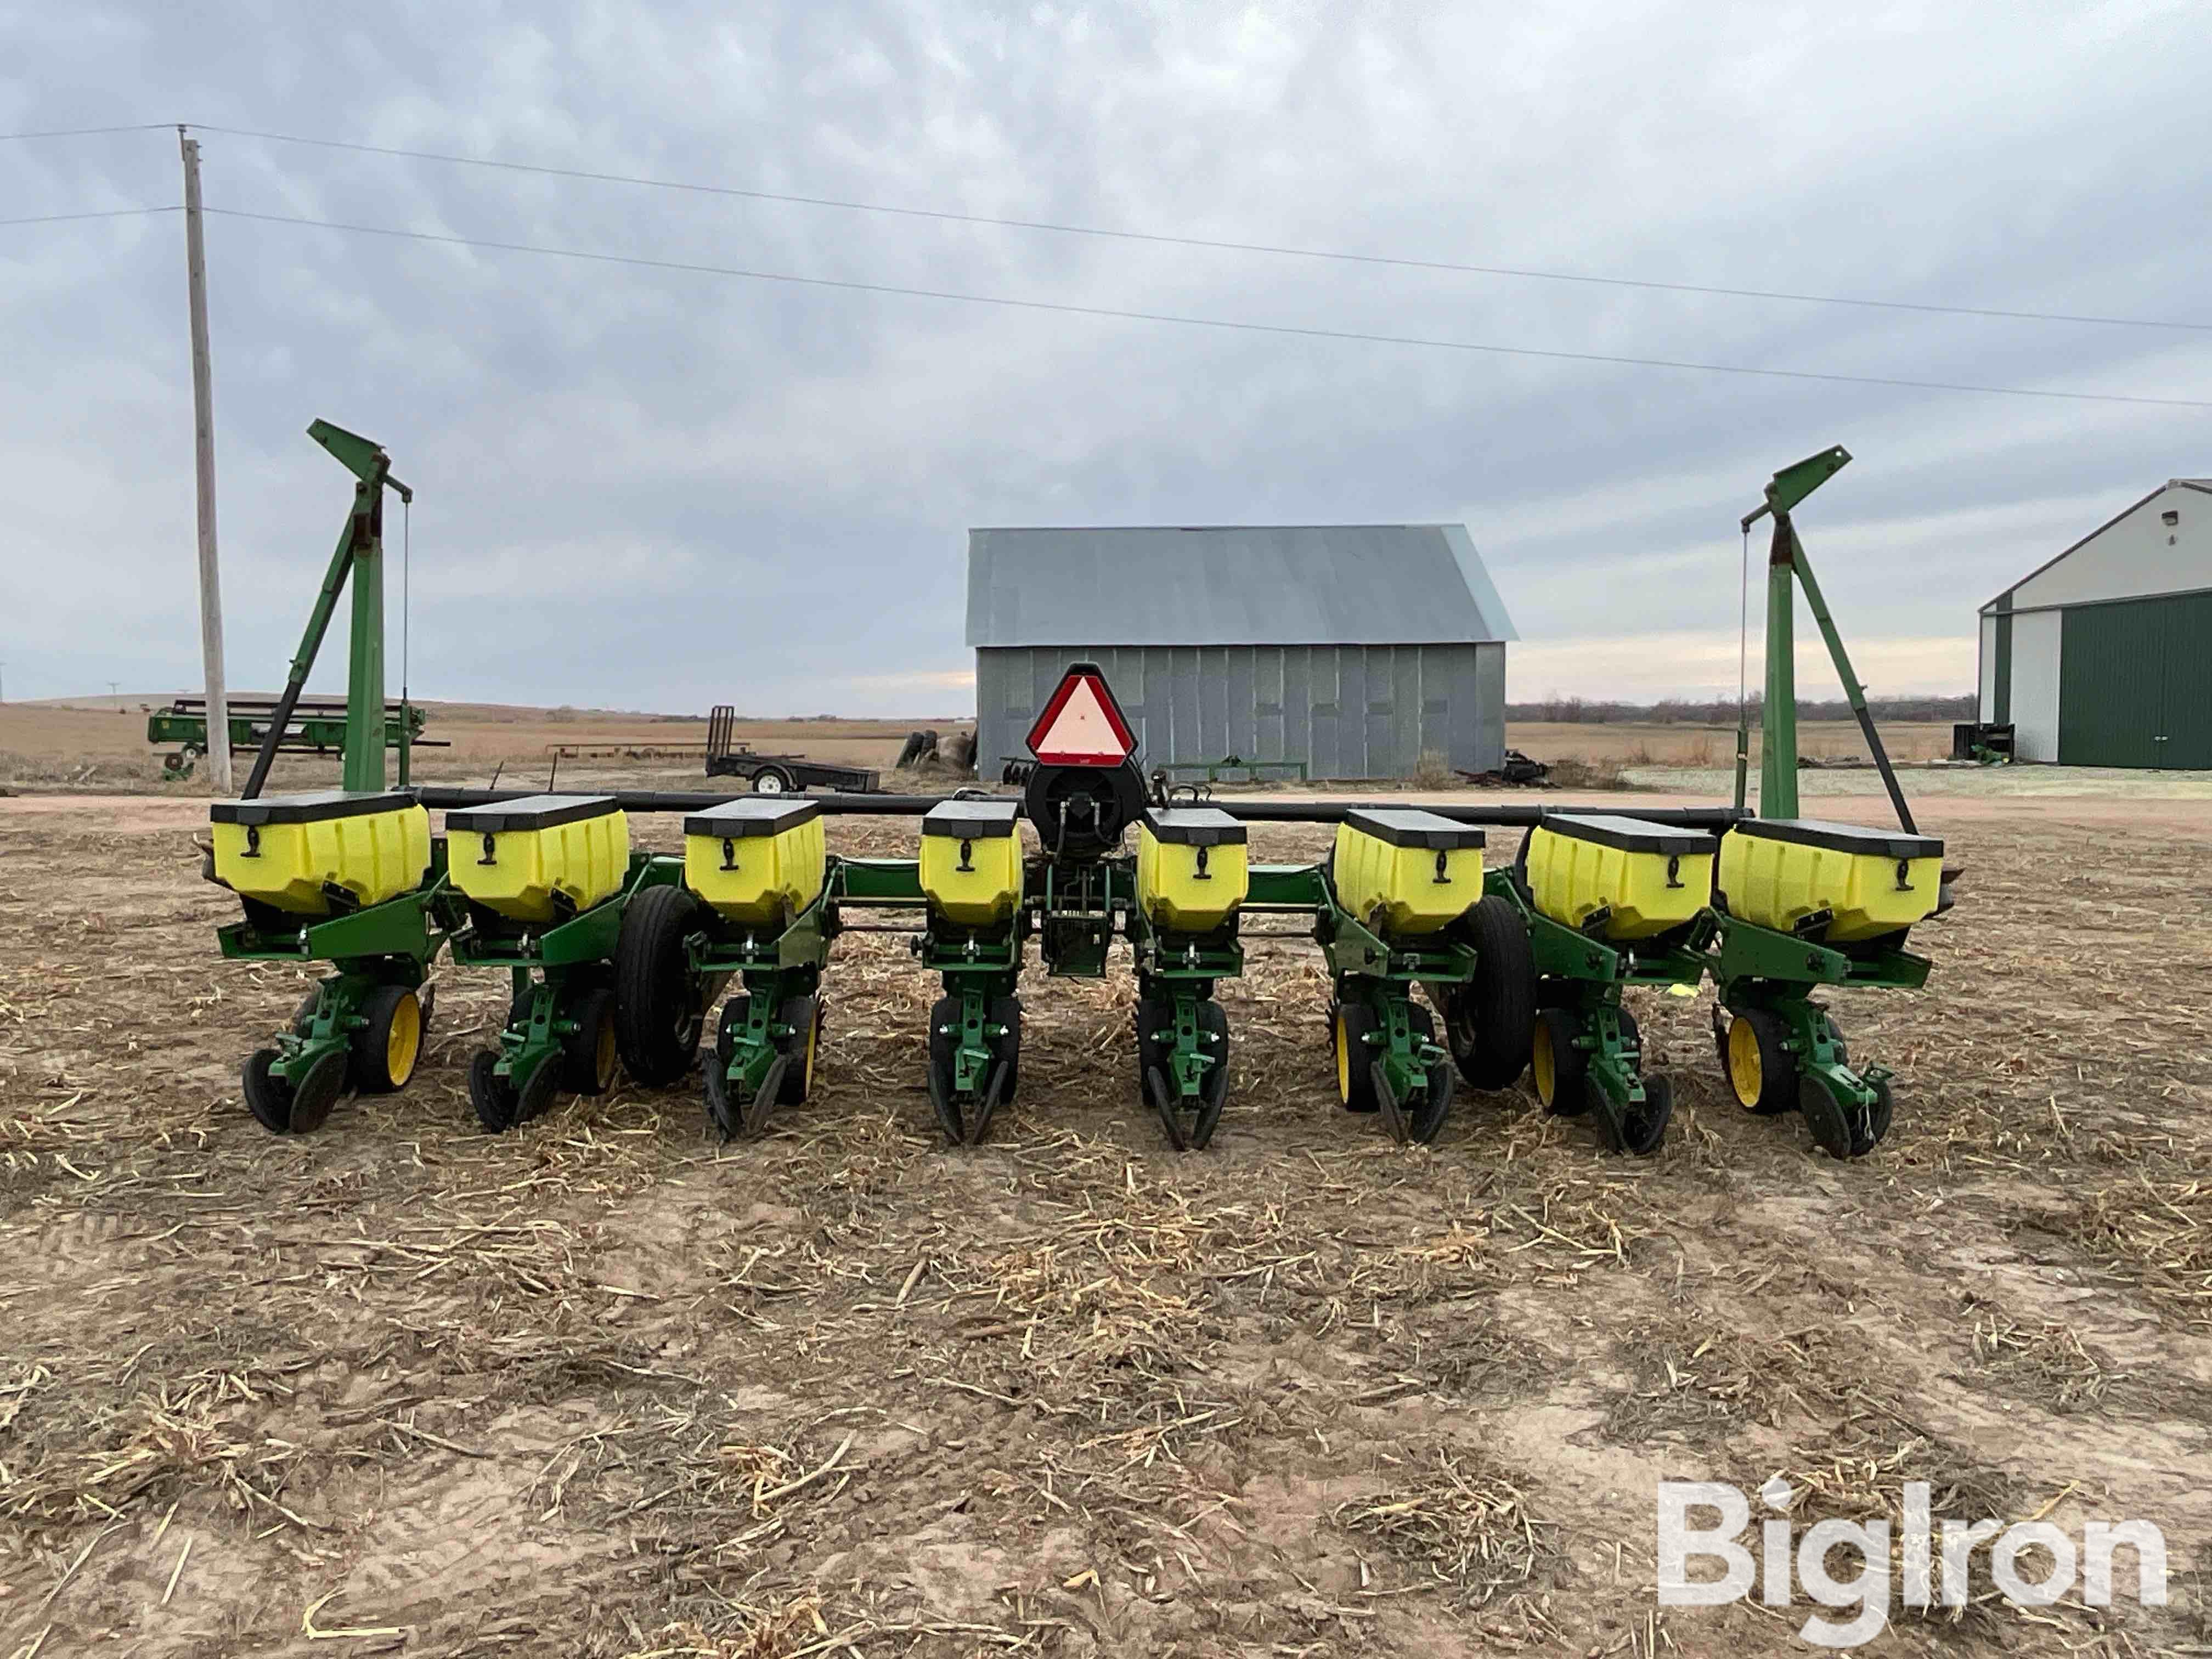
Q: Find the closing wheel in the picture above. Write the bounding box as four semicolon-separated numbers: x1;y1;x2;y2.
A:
558;987;621;1097
1332;1001;1381;1113
1724;1009;1800;1116
1799;1071;1859;1159
1403;1004;1454;1145
1613;1073;1673;1156
352;984;422;1096
1190;998;1231;1149
1866;1076;1895;1146
469;1049;521;1133
615;884;707;1087
285;1046;349;1135
703;997;748;1139
1443;895;1537;1088
513;1049;561;1126
1532;1007;1590;1117
925;996;966;1144
241;1048;295;1135
776;996;821;1105
989;996;1023;1104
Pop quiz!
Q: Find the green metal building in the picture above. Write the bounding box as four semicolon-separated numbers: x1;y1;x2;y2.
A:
1978;477;2211;767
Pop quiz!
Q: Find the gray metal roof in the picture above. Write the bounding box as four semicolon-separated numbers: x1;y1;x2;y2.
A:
965;524;1517;648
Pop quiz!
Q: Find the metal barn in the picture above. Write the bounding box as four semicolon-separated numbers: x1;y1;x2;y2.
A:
1978;478;2211;766
967;524;1517;781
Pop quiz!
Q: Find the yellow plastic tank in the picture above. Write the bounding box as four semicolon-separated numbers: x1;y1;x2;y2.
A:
447;794;629;924
1331;809;1485;936
1719;817;1944;943
210;790;431;916
1137;808;1249;932
1526;814;1717;941
919;800;1023;925
683;798;827;925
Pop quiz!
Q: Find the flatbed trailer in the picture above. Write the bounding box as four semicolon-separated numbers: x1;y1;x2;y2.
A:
704;704;880;794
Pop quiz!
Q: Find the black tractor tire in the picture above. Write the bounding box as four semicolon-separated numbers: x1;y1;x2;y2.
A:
1444;895;1536;1089
615;885;707;1087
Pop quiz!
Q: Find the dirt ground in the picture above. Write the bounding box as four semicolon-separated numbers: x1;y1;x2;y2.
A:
3;785;2208;1657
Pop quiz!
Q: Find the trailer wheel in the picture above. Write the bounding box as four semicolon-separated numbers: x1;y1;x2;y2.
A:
1444;895;1536;1088
752;767;793;794
616;885;707;1086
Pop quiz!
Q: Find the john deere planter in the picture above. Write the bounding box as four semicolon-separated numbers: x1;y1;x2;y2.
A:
212;424;1947;1163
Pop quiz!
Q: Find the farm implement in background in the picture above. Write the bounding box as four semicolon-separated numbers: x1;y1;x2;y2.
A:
203;427;1950;1160
151;695;438;781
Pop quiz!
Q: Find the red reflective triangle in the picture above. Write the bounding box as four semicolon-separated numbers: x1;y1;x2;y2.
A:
1026;666;1136;766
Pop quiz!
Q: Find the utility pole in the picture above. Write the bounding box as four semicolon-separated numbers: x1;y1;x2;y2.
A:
180;128;234;794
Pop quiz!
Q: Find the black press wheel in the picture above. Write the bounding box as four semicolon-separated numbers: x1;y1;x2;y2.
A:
285;1047;349;1135
1723;1009;1800;1116
1866;1076;1895;1146
351;984;424;1096
1443;895;1536;1088
1403;1003;1454;1144
776;996;822;1105
242;1048;296;1135
1192;997;1231;1148
1614;1073;1673;1156
1331;1000;1381;1113
926;996;965;1144
558;986;622;1097
1798;1071;1859;1159
989;995;1023;1104
470;1049;520;1133
615;884;708;1087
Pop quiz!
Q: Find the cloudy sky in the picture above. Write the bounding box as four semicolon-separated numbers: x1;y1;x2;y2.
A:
4;1;2208;715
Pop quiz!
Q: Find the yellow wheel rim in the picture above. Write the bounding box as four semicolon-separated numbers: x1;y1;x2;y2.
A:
1532;1019;1556;1105
1726;1016;1762;1108
386;990;422;1087
593;1010;618;1090
1334;1009;1351;1103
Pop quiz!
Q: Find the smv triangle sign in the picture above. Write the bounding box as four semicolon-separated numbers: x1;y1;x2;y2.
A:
1026;664;1136;766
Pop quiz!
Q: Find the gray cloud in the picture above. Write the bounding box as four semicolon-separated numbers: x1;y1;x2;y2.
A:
4;0;2207;711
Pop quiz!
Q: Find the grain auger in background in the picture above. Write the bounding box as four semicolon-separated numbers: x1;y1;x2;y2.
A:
1703;446;1955;1158
205;421;449;1134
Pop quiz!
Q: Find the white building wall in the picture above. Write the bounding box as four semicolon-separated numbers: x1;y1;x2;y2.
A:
2011;483;2211;611
2009;609;2063;760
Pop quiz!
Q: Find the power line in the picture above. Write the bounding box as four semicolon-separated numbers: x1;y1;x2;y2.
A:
187;122;2212;335
0;122;175;142
0;205;180;228
201;205;2212;410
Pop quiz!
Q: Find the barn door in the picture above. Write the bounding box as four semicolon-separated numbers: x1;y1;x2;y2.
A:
2059;600;2165;767
2156;592;2212;769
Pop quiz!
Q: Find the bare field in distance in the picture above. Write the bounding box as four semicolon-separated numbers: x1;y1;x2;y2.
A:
2;698;1945;791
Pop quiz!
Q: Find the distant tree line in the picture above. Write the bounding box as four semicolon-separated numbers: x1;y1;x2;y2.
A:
1508;693;1977;725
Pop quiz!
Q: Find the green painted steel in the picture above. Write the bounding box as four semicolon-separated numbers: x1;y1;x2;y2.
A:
2160;590;2212;768
1760;526;1799;819
1991;613;2012;726
2059;598;2166;766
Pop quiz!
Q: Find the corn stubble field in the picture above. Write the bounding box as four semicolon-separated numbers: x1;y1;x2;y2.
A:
2;794;2209;1658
